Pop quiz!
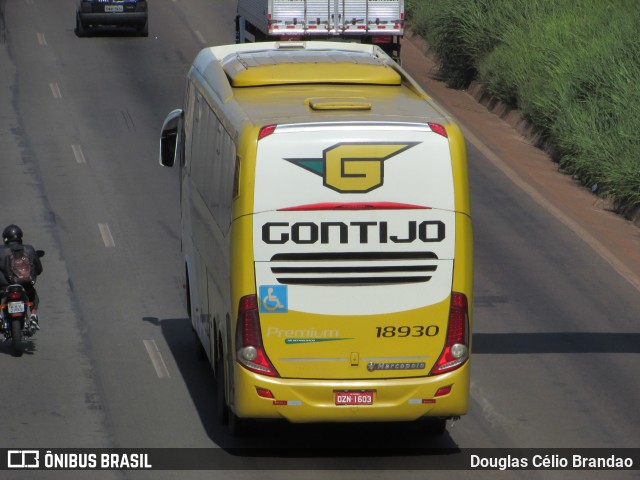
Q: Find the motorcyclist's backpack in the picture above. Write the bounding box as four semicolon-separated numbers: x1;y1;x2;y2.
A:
7;248;37;286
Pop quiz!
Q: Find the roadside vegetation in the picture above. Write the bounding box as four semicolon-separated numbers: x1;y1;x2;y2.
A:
406;0;640;215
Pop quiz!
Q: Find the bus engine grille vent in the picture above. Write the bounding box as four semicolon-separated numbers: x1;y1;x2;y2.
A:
269;252;438;286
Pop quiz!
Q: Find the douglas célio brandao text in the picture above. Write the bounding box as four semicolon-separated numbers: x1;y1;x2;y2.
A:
470;453;634;470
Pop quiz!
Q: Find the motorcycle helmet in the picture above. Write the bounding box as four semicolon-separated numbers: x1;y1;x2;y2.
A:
2;224;23;244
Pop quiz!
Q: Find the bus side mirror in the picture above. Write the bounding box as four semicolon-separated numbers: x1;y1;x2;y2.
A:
159;109;184;167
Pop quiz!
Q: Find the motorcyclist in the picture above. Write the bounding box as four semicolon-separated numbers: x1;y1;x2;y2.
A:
0;224;44;330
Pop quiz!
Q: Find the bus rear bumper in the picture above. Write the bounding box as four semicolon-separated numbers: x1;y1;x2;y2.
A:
232;362;470;423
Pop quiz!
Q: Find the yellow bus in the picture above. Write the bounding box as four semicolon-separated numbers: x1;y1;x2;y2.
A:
159;41;473;435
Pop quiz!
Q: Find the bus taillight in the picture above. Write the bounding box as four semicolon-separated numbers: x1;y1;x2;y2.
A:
236;294;279;377
430;292;469;375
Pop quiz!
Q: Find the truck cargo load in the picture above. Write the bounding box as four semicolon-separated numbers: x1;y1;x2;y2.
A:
236;0;404;61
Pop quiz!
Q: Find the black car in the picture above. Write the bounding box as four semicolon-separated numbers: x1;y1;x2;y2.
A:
76;0;148;37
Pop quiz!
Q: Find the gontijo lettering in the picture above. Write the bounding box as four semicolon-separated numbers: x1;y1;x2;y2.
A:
262;220;445;244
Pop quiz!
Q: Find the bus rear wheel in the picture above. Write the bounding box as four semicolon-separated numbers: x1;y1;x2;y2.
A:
215;354;229;425
422;417;447;435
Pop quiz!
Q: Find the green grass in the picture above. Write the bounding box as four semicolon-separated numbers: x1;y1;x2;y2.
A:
406;0;640;213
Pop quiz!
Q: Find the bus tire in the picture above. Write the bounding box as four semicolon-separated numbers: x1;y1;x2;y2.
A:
194;330;207;361
228;408;249;437
423;417;447;435
215;353;229;425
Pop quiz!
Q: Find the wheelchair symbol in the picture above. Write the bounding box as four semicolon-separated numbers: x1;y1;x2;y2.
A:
259;285;287;313
263;288;283;311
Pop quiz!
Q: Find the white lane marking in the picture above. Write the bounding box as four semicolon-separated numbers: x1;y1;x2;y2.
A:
461;126;640;294
49;82;62;99
470;380;512;429
71;144;86;164
194;30;206;44
143;339;171;379
98;223;115;248
37;32;47;46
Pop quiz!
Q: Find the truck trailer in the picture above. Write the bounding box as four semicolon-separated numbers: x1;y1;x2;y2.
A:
236;0;404;61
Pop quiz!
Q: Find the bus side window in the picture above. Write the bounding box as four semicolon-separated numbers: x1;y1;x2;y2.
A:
183;83;197;170
219;132;236;230
191;94;208;192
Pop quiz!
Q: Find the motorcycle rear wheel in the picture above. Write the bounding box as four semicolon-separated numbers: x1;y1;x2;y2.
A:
11;319;24;357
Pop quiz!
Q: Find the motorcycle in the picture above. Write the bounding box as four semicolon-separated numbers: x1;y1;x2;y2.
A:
0;249;45;357
0;284;36;356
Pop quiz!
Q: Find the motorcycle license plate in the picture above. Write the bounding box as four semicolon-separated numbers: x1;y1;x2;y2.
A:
335;391;374;406
8;302;25;314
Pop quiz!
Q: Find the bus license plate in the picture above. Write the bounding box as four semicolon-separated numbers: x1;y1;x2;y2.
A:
335;391;374;406
105;5;124;12
8;302;25;314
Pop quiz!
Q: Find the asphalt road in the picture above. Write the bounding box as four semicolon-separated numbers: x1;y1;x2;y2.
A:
0;1;638;479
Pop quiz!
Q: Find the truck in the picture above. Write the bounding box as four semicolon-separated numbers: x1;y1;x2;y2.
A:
236;0;404;61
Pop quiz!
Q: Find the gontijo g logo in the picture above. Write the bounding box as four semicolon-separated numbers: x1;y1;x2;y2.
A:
285;142;419;193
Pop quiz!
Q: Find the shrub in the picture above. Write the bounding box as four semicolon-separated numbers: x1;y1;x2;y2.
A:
407;0;640;212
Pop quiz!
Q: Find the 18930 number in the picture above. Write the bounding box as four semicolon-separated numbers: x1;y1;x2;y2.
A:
375;325;440;338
